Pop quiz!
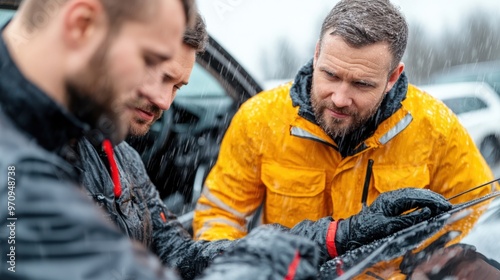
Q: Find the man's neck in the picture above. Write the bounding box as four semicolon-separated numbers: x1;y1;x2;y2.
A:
2;20;68;108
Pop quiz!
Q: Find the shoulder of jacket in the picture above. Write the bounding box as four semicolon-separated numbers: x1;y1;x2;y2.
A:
238;82;293;118
403;85;458;122
1;135;73;181
0;119;44;163
405;84;460;130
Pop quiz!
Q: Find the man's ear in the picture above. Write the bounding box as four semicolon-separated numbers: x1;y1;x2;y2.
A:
313;40;320;68
62;0;104;49
385;62;405;93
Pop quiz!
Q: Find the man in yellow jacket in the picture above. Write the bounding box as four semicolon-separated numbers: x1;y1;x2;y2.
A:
193;0;496;241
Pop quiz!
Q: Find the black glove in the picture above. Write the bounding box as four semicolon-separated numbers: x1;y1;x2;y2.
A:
335;188;452;256
196;225;319;280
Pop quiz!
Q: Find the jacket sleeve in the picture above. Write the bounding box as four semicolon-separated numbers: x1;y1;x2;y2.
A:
0;154;179;280
193;103;266;241
195;226;319;280
432;116;497;204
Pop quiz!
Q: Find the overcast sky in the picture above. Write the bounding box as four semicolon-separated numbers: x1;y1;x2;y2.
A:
197;0;500;83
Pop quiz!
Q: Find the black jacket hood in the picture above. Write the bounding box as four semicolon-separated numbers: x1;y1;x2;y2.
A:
290;59;408;157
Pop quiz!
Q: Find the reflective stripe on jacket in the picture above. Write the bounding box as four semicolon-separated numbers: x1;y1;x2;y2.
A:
193;82;495;241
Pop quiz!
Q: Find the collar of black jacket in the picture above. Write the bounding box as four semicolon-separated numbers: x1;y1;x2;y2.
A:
290;58;408;157
0;24;89;155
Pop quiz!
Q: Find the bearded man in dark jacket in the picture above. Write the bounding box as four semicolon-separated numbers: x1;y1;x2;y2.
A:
0;0;199;279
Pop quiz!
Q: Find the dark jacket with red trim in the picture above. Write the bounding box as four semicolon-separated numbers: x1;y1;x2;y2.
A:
77;137;333;279
0;29;179;280
78;138;234;279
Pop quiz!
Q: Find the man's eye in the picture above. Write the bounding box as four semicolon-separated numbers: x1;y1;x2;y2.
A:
355;82;371;88
162;73;172;84
324;72;337;79
144;56;160;67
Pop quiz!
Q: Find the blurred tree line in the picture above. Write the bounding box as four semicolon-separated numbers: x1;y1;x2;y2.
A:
261;9;500;85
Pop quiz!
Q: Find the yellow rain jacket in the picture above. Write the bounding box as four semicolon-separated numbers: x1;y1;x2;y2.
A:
193;66;495;241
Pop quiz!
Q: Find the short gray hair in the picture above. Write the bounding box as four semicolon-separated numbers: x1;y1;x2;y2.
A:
319;0;408;70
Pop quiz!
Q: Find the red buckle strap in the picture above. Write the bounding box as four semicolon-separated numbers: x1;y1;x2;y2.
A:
102;139;122;198
284;251;301;280
326;220;341;258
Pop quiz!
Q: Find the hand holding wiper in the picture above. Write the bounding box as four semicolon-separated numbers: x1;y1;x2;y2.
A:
334;188;452;255
289;188;452;260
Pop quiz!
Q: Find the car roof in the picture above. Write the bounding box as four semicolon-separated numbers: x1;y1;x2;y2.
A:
0;1;20;10
431;60;500;91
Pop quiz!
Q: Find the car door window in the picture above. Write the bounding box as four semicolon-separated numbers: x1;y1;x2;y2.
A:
443;96;488;115
0;9;14;26
177;63;226;97
487;72;500;95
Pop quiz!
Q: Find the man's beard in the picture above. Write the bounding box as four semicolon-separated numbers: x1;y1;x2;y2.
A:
66;37;131;144
311;85;385;139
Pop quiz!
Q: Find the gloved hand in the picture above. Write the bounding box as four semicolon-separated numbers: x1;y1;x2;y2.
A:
334;188;452;256
196;225;319;280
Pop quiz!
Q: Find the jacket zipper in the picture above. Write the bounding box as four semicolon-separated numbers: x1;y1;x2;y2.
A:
361;159;374;209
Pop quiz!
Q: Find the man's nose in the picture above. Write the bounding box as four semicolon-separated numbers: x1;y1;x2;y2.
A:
140;83;173;111
331;83;352;107
151;86;173;111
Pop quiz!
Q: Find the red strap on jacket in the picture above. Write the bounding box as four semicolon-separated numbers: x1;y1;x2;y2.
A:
326;220;340;258
284;251;301;280
102;139;122;198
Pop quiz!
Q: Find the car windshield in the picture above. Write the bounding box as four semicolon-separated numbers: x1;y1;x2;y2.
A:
177;63;226;97
320;192;500;279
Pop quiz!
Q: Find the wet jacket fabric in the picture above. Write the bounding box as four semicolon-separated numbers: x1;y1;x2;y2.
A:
78;138;237;279
0;27;321;280
193;59;495;241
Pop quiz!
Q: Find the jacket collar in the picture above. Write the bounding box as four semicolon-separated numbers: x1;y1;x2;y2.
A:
290;59;409;157
0;24;89;154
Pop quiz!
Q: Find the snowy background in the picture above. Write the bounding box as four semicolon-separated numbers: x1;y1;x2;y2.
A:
197;0;500;86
